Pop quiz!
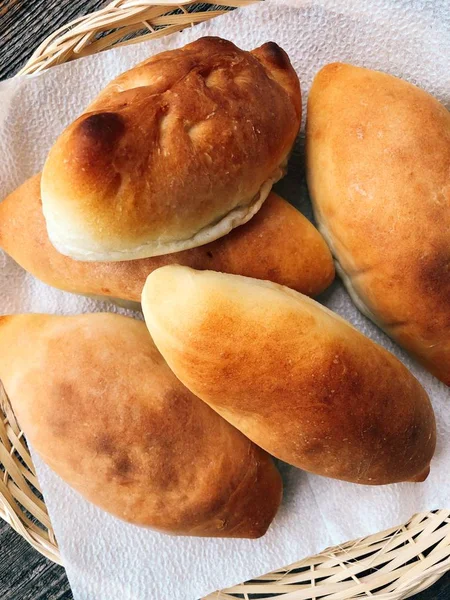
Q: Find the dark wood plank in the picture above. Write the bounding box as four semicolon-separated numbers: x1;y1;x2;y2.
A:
0;519;72;599
0;0;107;80
0;1;449;599
414;572;450;599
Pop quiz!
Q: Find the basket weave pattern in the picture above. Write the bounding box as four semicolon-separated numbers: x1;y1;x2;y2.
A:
2;372;450;598
1;1;449;598
208;512;450;599
0;382;61;564
18;0;254;76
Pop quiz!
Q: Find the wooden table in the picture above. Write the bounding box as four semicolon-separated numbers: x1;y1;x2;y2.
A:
0;1;449;599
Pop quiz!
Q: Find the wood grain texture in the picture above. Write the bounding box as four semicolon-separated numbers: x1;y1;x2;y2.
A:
0;1;450;599
0;519;72;599
0;0;106;80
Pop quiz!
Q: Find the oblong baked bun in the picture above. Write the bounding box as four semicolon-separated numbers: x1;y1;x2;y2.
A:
0;313;282;537
306;63;450;385
142;266;436;486
41;36;301;262
0;174;334;302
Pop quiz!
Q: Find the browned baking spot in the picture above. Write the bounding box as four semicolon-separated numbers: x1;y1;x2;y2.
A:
418;248;450;302
306;62;450;383
40;37;301;261
142;267;436;485
94;433;115;456
0;313;282;535
57;382;75;402
112;453;133;479
48;415;70;438
259;42;290;70
78;112;126;147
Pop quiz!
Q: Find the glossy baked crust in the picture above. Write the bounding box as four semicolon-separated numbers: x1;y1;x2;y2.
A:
142;266;436;486
41;37;301;261
306;63;450;385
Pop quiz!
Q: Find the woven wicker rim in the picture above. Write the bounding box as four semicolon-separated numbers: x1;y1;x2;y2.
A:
17;0;255;75
2;1;449;598
2;373;450;599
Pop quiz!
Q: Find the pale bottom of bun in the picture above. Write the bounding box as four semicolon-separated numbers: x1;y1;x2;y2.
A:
45;161;288;263
315;215;447;384
314;217;401;336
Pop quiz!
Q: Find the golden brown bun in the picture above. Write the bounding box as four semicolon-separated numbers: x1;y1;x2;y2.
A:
0;174;334;301
41;37;301;261
0;313;281;537
306;63;450;385
142;266;436;486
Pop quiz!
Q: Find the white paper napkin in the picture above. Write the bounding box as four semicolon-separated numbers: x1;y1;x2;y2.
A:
0;1;449;599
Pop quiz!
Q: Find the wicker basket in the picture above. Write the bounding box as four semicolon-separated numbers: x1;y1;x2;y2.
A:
2;1;450;598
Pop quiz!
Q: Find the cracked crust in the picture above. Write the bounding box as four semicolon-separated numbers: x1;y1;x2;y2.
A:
306;63;450;385
41;37;301;261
